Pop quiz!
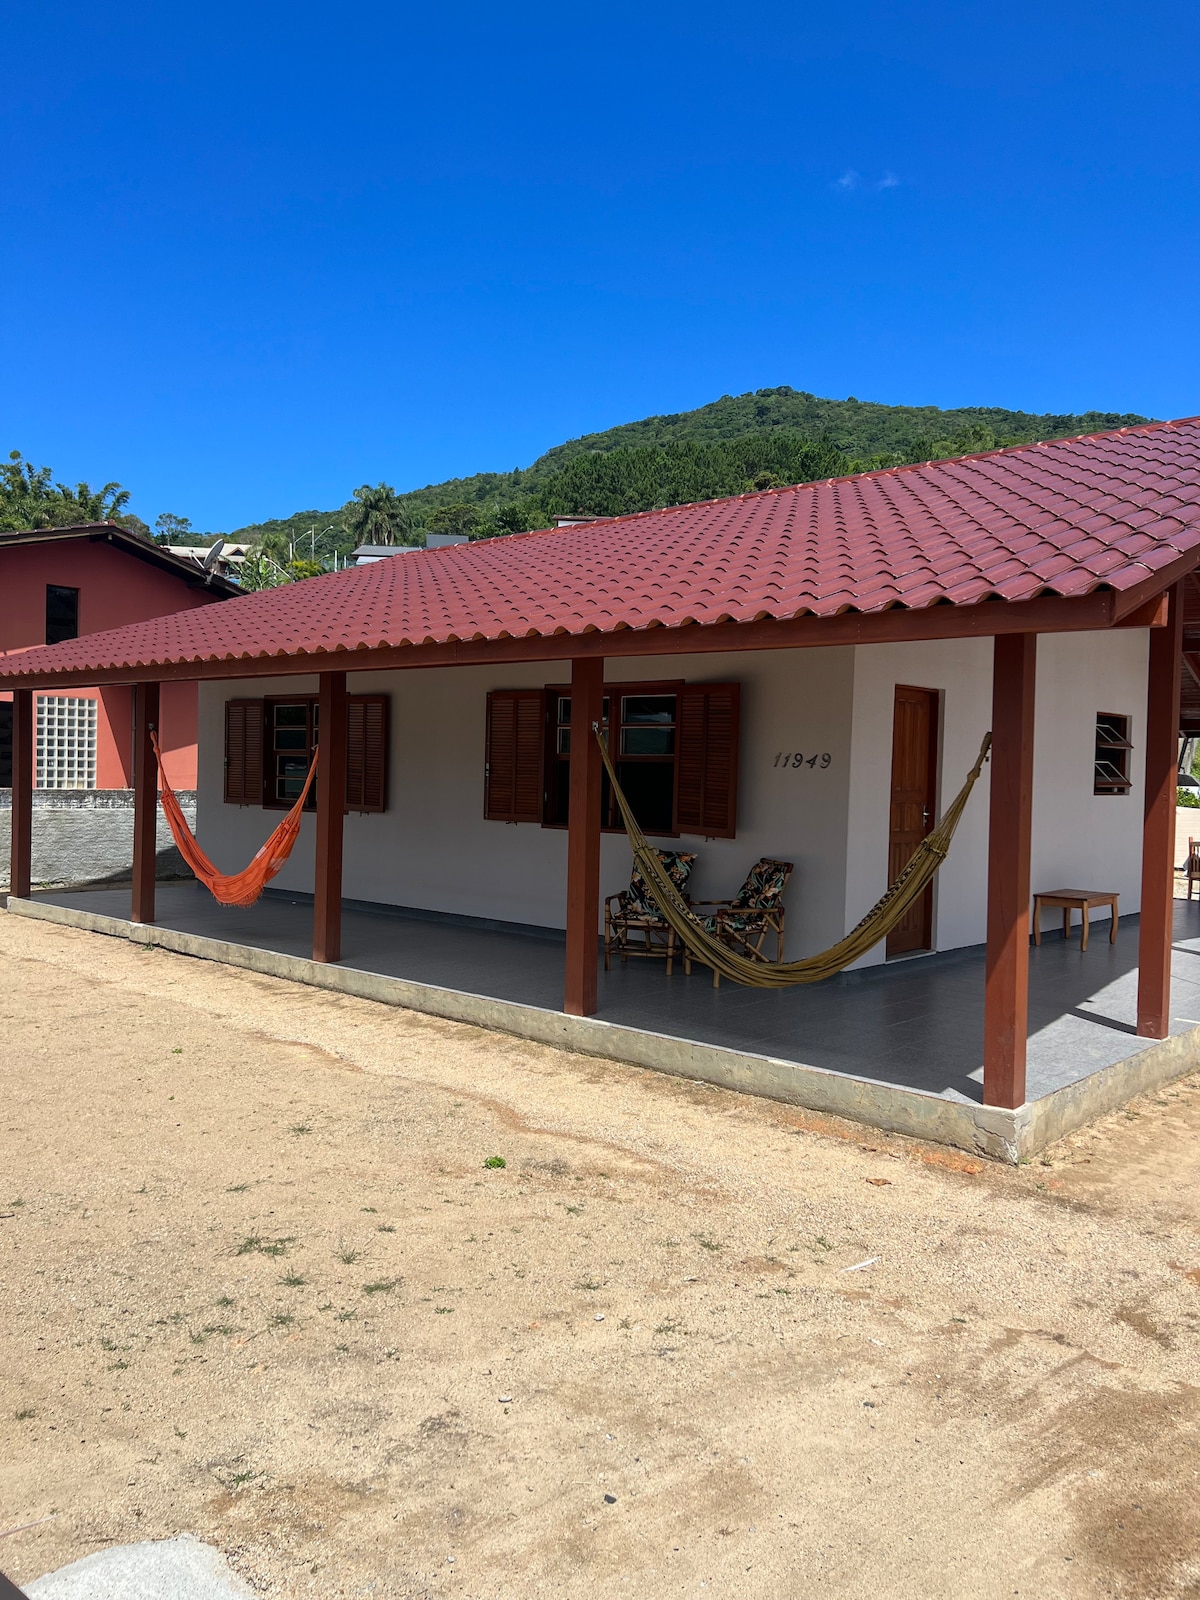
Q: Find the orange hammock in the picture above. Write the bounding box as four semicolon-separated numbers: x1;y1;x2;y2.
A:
150;730;318;908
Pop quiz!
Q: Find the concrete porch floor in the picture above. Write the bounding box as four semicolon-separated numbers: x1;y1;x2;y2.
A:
24;881;1200;1113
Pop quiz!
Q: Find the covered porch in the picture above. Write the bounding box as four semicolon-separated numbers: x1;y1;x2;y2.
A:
14;875;1200;1162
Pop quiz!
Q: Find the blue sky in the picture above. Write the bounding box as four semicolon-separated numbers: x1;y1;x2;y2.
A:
3;1;1198;531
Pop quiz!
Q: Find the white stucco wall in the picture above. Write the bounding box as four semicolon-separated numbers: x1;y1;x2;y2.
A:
842;628;1149;967
196;646;857;958
196;627;1150;963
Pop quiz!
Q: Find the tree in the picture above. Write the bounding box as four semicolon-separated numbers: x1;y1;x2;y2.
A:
154;512;194;546
348;482;409;547
426;502;483;541
0;450;132;531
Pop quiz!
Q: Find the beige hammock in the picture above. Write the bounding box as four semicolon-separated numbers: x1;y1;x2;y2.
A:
595;725;992;987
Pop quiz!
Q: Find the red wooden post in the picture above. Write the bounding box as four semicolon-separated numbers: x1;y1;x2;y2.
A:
983;633;1037;1109
564;655;605;1016
9;689;33;900
314;670;347;964
1137;582;1183;1038
131;681;160;924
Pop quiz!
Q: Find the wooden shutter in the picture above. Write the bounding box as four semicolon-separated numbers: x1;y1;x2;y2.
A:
224;699;264;805
346;695;389;813
675;683;740;838
485;689;545;822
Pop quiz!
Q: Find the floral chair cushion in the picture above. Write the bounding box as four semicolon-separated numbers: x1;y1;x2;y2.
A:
701;858;792;936
617;850;696;921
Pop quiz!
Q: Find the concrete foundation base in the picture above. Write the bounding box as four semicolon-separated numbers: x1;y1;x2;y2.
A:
9;893;1199;1163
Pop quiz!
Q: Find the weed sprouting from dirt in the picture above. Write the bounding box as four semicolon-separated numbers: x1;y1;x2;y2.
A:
336;1243;361;1265
574;1279;602;1291
15;1408;35;1420
362;1280;398;1296
483;1156;506;1170
215;1295;235;1308
289;1124;313;1136
237;1234;296;1258
335;1309;356;1321
226;1184;250;1194
280;1273;307;1288
270;1313;296;1328
693;1232;724;1252
377;1224;397;1233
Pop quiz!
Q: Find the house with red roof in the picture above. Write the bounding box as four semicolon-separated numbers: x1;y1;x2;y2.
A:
4;420;1200;1161
0;522;237;791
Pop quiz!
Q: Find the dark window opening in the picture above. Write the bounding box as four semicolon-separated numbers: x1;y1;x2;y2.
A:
1094;712;1133;795
267;699;318;807
46;585;79;645
547;688;678;835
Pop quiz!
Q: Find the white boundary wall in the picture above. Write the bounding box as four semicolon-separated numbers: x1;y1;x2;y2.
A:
196;629;1149;960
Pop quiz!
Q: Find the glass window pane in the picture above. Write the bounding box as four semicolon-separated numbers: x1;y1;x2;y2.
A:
274;705;308;727
557;696;571;725
622;695;675;725
274;730;308;750
621;727;675;755
616;760;674;832
557;728;571;754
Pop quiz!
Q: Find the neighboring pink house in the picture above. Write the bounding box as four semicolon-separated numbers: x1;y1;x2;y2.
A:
0;523;237;791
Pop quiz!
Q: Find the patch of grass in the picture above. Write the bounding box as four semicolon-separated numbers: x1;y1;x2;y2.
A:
655;1317;684;1336
99;1336;118;1352
226;1183;250;1194
15;1408;35;1421
289;1124;313;1136
280;1273;307;1288
336;1244;361;1265
377;1224;397;1233
693;1232;724;1252
574;1279;602;1291
565;1204;584;1215
171;1047;183;1054
483;1156;506;1170
228;1469;258;1489
202;1324;235;1337
335;1309;356;1322
10;1198;24;1208
108;1360;130;1371
434;1306;454;1314
813;1235;834;1252
215;1295;235;1308
362;1280;398;1296
237;1234;296;1258
334;1343;350;1353
269;1313;296;1328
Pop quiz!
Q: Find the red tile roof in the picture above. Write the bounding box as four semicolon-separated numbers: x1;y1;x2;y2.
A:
5;418;1200;682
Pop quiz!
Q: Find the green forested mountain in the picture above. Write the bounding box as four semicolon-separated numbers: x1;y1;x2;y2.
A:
228;387;1151;555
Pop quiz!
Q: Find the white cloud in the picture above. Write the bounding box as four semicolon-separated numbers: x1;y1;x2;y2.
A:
876;172;900;190
835;169;860;190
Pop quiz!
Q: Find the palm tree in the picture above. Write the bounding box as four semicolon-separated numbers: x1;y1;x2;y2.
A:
348;482;408;547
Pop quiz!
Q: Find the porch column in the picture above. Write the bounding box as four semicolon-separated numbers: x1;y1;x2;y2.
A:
564;655;605;1016
1137;582;1184;1038
131;681;160;925
983;632;1036;1109
314;670;347;964
9;689;33;900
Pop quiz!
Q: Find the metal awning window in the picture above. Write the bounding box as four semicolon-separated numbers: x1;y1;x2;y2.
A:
1094;712;1133;795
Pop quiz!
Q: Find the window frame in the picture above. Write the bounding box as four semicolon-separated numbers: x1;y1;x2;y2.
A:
263;696;319;810
1094;711;1133;796
543;678;686;837
45;584;80;646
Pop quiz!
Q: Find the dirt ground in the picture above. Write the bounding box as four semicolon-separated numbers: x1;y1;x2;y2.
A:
2;916;1200;1600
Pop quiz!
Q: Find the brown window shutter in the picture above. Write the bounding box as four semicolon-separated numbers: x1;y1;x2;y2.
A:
485;689;545;822
224;699;264;805
675;683;739;838
346;695;389;813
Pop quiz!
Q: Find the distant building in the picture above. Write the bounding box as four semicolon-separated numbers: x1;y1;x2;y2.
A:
0;523;237;790
166;541;250;577
352;532;471;565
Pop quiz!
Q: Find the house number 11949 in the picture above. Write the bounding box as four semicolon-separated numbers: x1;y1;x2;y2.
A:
774;752;832;769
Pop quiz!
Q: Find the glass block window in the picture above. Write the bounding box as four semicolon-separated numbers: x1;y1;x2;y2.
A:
36;695;97;789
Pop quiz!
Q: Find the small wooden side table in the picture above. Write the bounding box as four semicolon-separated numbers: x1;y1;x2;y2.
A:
1032;889;1119;952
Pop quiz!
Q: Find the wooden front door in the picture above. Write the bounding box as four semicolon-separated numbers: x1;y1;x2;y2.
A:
886;685;939;958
